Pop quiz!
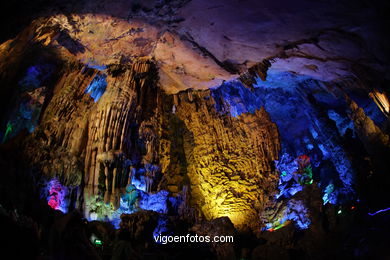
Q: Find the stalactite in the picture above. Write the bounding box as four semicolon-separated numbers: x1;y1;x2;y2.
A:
84;60;158;190
22;60;159;189
156;89;280;230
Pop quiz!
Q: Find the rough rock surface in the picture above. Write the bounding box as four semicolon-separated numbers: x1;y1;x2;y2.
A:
0;0;389;259
3;0;389;93
157;90;280;230
0;34;282;231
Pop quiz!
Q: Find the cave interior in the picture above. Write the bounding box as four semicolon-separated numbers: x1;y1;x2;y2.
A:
0;0;390;259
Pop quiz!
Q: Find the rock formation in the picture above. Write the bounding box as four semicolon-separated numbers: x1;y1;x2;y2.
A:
156;89;280;230
0;0;389;259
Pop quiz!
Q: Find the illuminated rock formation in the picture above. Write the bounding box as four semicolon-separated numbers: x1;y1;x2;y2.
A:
0;0;390;258
21;60;159;190
156;89;280;230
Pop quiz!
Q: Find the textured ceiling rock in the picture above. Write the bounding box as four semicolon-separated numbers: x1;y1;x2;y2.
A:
177;0;389;81
16;12;233;93
3;0;387;93
36;14;159;64
154;31;234;93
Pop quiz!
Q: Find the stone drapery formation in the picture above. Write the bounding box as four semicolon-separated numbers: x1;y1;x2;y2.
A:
84;61;158;191
156;89;281;230
23;60;159;191
1;1;390;259
6;47;281;230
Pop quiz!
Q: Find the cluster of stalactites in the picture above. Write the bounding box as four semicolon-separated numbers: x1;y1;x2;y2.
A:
84;61;160;192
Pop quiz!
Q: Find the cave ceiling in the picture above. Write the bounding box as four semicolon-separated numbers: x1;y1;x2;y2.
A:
0;0;390;259
2;0;389;92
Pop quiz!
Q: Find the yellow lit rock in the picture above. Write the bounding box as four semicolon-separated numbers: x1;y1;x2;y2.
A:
157;89;280;231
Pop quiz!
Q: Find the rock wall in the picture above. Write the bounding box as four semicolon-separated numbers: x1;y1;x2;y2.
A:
156;89;280;229
0;1;389;247
3;48;281;230
22;60;159;189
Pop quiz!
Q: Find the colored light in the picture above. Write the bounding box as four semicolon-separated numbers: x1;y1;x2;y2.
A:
273;222;287;230
369;91;389;115
368;207;390;216
265;220;293;232
46;178;68;213
2;122;13;142
85;74;107;102
322;183;337;205
94;239;103;246
351;206;355;210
